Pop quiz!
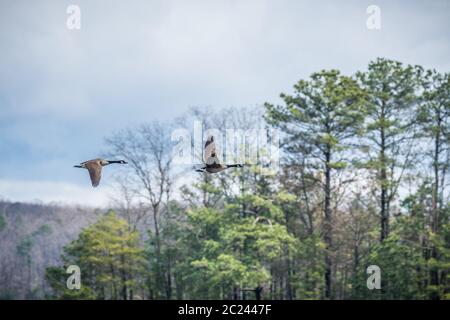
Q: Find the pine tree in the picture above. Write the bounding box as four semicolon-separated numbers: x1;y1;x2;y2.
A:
46;211;145;299
357;58;423;241
265;70;366;299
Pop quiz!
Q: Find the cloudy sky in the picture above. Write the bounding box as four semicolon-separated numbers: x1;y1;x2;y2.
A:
0;0;449;206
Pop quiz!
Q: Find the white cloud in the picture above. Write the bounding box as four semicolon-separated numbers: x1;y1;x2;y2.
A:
0;179;116;207
0;0;449;204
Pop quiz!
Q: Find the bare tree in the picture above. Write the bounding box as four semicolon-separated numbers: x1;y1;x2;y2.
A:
105;120;175;298
110;177;149;232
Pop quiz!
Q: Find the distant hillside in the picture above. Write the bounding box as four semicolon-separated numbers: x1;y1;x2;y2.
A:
0;201;103;299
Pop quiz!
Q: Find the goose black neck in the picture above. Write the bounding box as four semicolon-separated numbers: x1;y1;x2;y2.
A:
107;160;123;164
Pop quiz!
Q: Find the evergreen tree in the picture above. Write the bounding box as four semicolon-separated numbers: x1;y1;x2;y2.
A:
265;70;366;299
46;211;145;299
356;58;423;241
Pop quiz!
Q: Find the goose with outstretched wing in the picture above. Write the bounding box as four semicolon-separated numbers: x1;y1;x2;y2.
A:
195;135;244;173
74;158;127;187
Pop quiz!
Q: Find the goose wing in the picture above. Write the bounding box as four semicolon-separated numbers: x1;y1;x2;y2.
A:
204;135;221;166
85;161;102;187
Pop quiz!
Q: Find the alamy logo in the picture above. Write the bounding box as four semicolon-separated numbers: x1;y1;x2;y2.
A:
171;121;280;174
66;265;81;290
366;265;381;290
366;5;381;30
66;5;81;30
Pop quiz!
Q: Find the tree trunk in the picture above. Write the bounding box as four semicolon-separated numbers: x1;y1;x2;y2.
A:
166;256;172;299
380;121;389;241
255;287;263;300
353;242;359;275
430;120;441;299
121;254;128;300
152;204;163;298
324;148;333;299
432;119;440;234
110;263;118;299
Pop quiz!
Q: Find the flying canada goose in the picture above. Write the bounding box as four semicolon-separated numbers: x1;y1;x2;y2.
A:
195;135;244;173
74;159;127;187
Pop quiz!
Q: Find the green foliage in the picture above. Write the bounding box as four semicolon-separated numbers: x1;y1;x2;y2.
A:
38;58;450;301
45;266;96;300
265;69;367;162
356;58;424;241
428;222;450;299
17;236;33;258
46;211;145;300
0;291;15;300
0;214;6;232
33;224;52;237
366;227;427;299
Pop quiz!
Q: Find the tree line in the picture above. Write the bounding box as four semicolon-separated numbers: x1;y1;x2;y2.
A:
46;58;450;300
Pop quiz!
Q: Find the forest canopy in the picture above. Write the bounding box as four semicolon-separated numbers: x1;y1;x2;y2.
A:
1;58;449;300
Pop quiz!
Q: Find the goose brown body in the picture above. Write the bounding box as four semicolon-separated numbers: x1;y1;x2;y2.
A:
74;158;127;187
